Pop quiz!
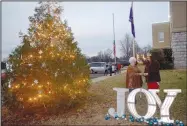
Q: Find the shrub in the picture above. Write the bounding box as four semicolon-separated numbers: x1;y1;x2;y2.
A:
150;48;174;70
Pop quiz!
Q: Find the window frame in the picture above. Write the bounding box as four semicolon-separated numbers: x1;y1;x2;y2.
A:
158;32;164;43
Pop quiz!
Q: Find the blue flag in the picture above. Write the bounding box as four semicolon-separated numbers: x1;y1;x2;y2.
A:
129;2;135;38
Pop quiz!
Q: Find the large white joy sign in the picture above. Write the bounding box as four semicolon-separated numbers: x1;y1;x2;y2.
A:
108;88;181;123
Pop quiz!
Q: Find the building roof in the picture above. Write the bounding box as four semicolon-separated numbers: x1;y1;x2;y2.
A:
152;21;170;25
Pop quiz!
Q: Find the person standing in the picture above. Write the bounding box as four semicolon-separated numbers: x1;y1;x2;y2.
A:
109;63;113;76
117;63;121;74
115;63;118;74
112;63;116;75
126;57;143;104
104;64;109;76
143;53;161;89
126;57;143;92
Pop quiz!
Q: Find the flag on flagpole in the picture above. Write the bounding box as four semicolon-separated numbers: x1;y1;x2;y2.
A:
129;2;135;38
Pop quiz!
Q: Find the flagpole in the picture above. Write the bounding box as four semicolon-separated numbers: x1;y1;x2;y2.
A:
133;38;135;57
112;13;116;64
132;2;135;57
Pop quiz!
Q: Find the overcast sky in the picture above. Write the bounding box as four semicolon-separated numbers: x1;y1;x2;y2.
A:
2;2;169;59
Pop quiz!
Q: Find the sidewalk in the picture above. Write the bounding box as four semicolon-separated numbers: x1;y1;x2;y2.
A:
91;69;126;83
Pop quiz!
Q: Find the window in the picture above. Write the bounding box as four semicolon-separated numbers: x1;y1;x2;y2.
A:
101;63;106;67
158;32;164;42
1;62;6;69
91;63;101;67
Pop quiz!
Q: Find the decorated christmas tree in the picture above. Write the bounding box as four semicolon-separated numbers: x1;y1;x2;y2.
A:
8;1;90;111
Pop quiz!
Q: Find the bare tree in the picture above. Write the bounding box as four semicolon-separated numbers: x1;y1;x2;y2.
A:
147;44;152;52
97;49;113;62
87;49;113;63
135;42;144;54
97;51;104;62
103;49;113;62
120;33;133;60
85;55;91;63
90;56;100;62
143;44;152;54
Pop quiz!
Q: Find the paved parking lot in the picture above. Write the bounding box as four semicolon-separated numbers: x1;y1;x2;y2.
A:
90;73;105;79
90;67;127;79
90;73;119;79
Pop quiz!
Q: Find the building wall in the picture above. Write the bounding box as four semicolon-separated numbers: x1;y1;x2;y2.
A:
170;1;187;69
170;2;187;32
171;32;187;68
152;22;171;49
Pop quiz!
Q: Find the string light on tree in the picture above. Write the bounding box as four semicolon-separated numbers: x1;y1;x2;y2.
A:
8;1;90;111
58;47;62;51
54;72;58;77
34;80;39;84
30;42;35;47
39;50;43;54
41;62;46;68
30;55;33;58
28;64;32;67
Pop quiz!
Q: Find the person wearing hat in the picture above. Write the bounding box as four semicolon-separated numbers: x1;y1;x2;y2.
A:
126;57;143;92
126;57;143;104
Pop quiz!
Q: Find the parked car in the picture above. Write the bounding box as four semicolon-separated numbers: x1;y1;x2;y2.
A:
120;60;130;67
90;62;107;74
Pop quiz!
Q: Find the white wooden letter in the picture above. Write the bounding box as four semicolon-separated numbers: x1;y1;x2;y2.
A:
149;89;181;123
108;88;129;117
127;88;157;119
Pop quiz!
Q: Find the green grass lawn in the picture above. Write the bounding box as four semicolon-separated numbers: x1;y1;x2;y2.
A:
2;67;186;125
87;67;187;125
159;69;187;123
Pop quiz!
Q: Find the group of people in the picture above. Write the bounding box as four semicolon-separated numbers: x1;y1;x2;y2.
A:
104;63;122;76
126;53;161;92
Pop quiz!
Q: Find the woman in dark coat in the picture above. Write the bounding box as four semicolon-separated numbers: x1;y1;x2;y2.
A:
143;54;161;89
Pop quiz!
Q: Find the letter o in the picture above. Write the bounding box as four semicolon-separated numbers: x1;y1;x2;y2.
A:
127;88;156;119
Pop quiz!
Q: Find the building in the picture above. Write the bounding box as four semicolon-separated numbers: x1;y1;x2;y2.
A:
152;22;171;49
152;1;186;69
170;1;187;69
